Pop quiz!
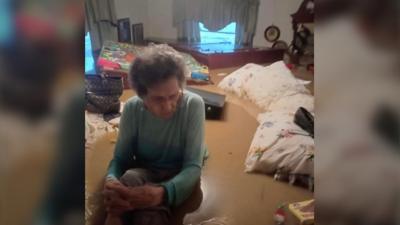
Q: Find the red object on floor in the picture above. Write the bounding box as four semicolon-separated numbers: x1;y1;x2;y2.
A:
274;207;286;224
285;63;295;70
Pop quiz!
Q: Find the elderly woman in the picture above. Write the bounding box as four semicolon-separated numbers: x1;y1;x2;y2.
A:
103;45;207;225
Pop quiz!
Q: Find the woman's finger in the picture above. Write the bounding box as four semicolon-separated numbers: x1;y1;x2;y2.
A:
107;184;131;198
108;196;131;208
107;207;126;216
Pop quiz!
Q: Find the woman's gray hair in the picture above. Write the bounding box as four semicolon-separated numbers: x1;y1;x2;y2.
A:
128;44;188;98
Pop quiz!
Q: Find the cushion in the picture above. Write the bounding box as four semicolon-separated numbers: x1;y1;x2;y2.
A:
242;61;309;111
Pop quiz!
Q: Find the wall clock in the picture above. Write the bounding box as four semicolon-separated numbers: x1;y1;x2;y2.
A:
264;25;280;43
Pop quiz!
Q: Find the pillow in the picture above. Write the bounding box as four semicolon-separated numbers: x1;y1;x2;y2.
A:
268;93;314;113
266;60;291;72
245;111;314;177
218;63;265;97
242;61;309;110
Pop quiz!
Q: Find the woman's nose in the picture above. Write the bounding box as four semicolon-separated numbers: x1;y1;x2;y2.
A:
161;100;173;111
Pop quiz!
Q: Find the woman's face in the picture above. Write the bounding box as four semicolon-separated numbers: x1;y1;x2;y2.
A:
143;77;182;119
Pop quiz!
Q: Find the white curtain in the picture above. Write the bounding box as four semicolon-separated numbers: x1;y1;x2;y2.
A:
85;0;118;50
173;0;260;46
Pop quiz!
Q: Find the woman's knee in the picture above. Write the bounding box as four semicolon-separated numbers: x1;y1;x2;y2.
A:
120;168;152;187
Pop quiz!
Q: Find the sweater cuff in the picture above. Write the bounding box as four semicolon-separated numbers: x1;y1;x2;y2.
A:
160;181;175;206
106;174;118;181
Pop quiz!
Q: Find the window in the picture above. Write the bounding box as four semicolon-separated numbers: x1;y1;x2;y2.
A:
85;32;96;74
198;22;237;53
199;22;236;44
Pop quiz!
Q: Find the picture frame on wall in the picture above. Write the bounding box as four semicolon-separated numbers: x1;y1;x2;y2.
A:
132;23;144;45
117;18;132;43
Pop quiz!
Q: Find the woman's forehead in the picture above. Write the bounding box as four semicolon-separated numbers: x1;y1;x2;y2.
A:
147;77;180;97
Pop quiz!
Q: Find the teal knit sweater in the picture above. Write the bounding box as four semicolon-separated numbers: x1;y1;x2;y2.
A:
107;90;206;206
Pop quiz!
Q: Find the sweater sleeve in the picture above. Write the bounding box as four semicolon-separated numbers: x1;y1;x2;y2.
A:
160;95;206;206
107;101;137;180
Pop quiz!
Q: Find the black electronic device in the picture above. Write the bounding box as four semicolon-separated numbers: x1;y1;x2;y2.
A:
186;87;226;120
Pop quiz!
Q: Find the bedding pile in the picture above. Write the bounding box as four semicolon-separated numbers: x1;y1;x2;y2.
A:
218;61;314;190
245;111;314;190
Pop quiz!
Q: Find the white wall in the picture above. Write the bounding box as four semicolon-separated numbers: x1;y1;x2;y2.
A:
113;0;304;46
253;0;304;47
253;0;274;47
114;0;149;37
146;0;177;39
